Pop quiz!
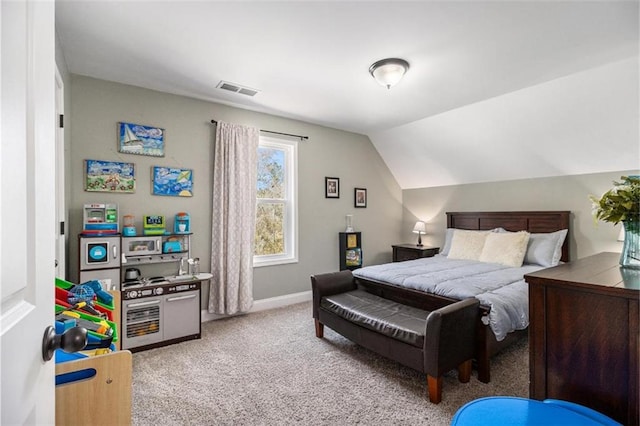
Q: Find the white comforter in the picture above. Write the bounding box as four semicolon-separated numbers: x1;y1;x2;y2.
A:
352;255;544;341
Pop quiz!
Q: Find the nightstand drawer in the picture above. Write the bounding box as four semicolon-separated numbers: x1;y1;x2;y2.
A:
392;245;439;262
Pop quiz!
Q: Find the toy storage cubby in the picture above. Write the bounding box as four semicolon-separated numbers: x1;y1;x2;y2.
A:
54;279;132;425
55;350;132;426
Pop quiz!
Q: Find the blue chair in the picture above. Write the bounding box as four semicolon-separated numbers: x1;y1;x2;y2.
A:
451;396;621;426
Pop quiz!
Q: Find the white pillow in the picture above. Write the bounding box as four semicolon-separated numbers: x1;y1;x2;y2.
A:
442;227;501;256
440;228;456;256
524;229;568;267
447;230;491;261
479;231;530;268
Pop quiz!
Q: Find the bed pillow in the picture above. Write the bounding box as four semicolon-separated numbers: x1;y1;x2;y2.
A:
524;229;568;267
447;230;491;261
479;231;530;268
441;227;503;256
440;228;456;256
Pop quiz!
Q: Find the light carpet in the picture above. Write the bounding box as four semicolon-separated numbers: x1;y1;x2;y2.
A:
132;301;528;425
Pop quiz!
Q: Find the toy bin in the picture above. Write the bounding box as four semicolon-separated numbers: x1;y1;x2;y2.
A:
55;304;119;344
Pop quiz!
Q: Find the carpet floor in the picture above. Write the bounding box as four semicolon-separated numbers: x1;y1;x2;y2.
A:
132;301;528;425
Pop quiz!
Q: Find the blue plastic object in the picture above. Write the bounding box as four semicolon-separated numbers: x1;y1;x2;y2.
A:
82;279;114;305
451;397;622;426
68;284;95;305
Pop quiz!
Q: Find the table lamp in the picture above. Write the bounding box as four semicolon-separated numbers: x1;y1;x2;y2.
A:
413;221;426;247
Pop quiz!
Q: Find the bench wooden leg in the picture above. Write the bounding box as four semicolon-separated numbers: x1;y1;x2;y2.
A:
314;319;324;338
427;375;442;404
458;360;472;383
477;355;490;383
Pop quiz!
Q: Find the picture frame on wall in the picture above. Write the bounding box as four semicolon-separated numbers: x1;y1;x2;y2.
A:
152;166;193;197
84;159;136;193
118;122;165;157
325;177;340;198
354;188;367;208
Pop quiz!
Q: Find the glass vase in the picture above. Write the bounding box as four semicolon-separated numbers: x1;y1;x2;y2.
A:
345;215;354;232
620;219;640;269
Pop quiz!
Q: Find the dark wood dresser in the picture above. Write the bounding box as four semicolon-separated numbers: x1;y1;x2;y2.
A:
392;244;439;262
525;252;639;425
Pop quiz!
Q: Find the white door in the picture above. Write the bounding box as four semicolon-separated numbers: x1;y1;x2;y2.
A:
1;0;57;424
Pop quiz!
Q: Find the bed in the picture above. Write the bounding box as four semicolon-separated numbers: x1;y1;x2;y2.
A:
352;211;570;383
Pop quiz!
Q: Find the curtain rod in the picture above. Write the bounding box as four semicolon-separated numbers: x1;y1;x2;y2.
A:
210;119;309;141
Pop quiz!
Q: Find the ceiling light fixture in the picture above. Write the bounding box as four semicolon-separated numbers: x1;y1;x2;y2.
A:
369;58;410;89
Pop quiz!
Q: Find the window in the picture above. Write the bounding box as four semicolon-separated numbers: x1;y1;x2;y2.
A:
254;135;298;267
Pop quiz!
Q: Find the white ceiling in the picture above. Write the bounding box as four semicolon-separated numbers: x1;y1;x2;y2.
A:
56;1;639;188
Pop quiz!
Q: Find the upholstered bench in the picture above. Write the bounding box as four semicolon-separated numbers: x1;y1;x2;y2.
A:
311;270;479;403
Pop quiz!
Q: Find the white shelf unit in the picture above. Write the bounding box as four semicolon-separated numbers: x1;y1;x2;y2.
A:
121;233;191;266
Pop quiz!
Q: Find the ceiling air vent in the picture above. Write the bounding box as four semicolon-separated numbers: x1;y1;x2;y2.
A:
216;81;260;97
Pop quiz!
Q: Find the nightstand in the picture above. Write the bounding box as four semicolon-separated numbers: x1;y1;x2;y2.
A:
392;244;439;262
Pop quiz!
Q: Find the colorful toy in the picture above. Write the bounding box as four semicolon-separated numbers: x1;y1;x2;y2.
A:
55;311;113;350
81;279;114;305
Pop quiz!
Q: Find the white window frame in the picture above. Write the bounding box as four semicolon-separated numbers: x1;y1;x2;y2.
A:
253;135;298;267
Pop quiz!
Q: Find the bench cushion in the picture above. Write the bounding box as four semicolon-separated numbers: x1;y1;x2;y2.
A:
321;289;430;348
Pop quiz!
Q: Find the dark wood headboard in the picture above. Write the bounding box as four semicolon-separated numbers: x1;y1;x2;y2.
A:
446;211;571;262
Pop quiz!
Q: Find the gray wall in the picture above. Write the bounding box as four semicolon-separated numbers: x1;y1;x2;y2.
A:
402;170;639;261
67;75;403;305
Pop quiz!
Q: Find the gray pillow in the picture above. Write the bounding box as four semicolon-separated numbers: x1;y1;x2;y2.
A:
524;229;568;267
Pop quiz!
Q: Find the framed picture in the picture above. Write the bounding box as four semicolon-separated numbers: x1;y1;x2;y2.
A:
84;159;135;193
118;122;165;157
325;177;339;198
152;166;193;197
347;234;358;248
345;248;362;267
354;188;367;208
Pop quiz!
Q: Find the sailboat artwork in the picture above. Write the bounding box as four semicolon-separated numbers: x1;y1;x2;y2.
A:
118;121;165;157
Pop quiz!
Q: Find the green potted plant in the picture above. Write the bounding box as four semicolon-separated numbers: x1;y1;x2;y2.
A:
590;176;640;269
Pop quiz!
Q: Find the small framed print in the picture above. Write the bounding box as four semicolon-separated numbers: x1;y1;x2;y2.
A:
354;188;367;208
118;122;165;157
84;159;135;193
347;234;358;248
152;166;193;197
325;177;339;198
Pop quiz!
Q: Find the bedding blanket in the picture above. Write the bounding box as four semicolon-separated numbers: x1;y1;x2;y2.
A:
352;255;544;341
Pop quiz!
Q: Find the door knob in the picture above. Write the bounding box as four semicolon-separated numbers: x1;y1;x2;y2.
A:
42;326;88;362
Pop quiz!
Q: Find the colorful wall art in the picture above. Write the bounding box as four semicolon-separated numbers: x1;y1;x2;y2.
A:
152;166;193;197
118;122;165;157
84;159;136;193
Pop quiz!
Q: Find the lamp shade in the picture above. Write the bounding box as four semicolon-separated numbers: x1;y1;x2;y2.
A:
369;58;410;89
413;221;426;234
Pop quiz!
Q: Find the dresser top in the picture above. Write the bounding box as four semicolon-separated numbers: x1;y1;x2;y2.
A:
525;252;639;296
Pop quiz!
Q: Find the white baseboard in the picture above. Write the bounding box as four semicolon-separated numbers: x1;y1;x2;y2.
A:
200;290;312;323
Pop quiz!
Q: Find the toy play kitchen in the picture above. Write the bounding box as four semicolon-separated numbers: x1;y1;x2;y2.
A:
116;211;206;351
78;207;205;351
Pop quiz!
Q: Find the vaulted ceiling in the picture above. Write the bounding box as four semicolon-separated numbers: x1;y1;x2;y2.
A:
56;1;639;188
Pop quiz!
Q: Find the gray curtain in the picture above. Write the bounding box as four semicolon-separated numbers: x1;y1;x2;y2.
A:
209;121;259;314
